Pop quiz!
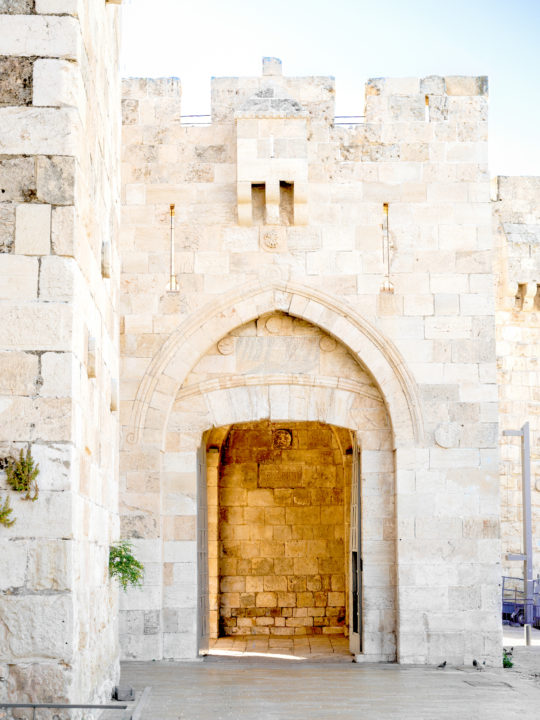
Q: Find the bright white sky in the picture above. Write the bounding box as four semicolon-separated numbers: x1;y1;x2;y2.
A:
121;0;540;177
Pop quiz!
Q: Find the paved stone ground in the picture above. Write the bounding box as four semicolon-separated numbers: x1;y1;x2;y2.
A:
207;633;352;662
106;650;540;720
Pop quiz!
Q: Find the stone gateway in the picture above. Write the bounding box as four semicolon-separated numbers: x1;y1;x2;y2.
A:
0;2;538;707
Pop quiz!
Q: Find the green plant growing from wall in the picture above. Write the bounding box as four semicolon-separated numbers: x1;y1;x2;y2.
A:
0;496;15;527
109;540;144;591
6;448;39;501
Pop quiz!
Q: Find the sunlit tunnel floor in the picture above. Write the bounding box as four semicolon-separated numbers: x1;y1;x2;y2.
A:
206;633;353;662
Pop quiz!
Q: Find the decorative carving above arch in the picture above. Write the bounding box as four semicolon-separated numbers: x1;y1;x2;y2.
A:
125;280;424;448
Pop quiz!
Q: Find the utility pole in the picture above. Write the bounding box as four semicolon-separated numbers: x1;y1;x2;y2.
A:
503;422;533;644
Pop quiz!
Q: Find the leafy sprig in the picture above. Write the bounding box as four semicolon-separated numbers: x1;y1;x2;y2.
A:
109;540;144;591
6;448;39;501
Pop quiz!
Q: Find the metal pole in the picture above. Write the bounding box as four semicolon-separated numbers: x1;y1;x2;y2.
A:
522;423;533;632
503;422;533;644
168;203;178;292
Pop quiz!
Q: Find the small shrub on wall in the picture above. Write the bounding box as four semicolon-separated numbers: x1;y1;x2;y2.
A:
6;448;39;501
109;540;144;590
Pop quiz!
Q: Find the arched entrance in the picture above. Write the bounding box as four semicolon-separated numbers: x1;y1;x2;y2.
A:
158;311;397;661
203;420;356;656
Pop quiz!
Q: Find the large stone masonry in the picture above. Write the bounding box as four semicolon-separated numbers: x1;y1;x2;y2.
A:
494;176;540;576
216;421;348;638
0;0;122;705
119;59;500;665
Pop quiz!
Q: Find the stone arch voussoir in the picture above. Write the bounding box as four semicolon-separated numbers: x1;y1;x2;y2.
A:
125;280;424;449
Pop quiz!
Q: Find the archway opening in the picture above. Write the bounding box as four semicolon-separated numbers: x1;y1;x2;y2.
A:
150;309;399;662
206;420;355;659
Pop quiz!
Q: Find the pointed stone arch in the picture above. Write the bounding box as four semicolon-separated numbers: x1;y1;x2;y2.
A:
124;280;424;449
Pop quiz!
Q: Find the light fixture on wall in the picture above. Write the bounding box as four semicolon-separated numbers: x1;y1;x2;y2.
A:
380;202;394;293
166;203;179;292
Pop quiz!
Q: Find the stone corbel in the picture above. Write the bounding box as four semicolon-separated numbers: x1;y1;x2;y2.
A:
265;180;280;225
237;181;252;226
524;283;537;312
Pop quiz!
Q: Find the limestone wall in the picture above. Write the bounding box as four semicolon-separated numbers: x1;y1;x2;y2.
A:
0;0;122;704
217;421;347;638
119;61;500;665
494;177;540;576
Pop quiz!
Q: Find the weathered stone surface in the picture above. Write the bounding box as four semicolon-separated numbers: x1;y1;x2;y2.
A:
39;255;74;300
0;155;36;202
0;16;79;58
0;351;38;394
35;0;79;15
33;58;81;107
0;0;34;12
0;204;15;252
5;662;71;705
39;351;71;397
51;204;74;256
36;155;75;204
0;107;79;155
0;303;72;350
445;75;488;96
0;540;27;590
122;98;139;125
30;442;72;491
0;595;73;660
0;396;71;441
27;539;71;591
119;65;503;665
15;203;50;255
0;30;528;689
0;254;38;298
0;56;33;106
0;0;121;708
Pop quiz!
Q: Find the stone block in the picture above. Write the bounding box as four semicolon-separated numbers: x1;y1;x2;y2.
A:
36;155;75;205
39;256;74;301
15;203;51;255
0;540;27;590
0;107;79;155
5;661;71;705
0;396;71;441
0;56;33;106
50;205;75;257
33;58;81;108
445;76;488;96
0;155;36;203
0;593;73;660
0;254;38;299
31;442;72;491
0;205;15;253
0;350;38;394
40;351;72;397
0;0;34;11
0;303;72;351
0;15;80;58
35;0;79;13
420;76;445;95
27;539;71;591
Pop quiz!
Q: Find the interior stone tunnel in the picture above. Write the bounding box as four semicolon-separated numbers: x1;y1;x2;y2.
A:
206;421;353;638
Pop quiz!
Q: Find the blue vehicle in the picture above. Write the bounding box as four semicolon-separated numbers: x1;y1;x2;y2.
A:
502;575;540;627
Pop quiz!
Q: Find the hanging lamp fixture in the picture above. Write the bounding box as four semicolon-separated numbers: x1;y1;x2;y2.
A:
167;203;179;292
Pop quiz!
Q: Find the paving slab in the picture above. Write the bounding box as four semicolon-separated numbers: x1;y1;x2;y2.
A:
109;657;540;720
